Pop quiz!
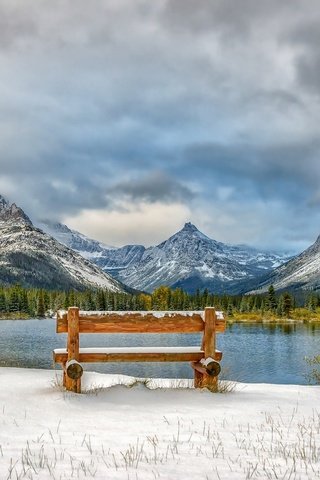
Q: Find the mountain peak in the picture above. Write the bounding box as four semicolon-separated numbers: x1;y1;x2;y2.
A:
182;222;198;232
177;222;211;241
0;195;33;226
0;194;9;211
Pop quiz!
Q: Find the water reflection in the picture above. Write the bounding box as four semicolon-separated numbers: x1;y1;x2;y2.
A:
0;319;319;384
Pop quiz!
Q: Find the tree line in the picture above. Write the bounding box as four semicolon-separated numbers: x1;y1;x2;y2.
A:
1;283;320;318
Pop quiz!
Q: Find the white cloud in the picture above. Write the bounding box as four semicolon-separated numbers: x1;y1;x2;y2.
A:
64;201;192;247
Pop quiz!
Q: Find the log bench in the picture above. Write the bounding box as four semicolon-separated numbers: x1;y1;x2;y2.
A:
53;306;225;393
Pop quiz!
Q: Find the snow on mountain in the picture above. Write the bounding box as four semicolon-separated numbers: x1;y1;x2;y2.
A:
116;222;291;293
37;220;146;273
40;219;291;293
250;234;320;293
36;220;116;260
0;196;124;291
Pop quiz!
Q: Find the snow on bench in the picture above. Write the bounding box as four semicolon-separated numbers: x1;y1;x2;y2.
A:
53;346;224;363
57;310;225;320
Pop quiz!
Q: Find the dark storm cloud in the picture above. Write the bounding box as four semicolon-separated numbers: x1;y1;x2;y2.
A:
0;3;38;48
180;140;320;209
0;0;320;249
281;17;320;96
161;0;297;37
110;172;194;204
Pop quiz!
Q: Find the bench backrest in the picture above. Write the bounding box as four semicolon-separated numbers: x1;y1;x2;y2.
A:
57;309;225;334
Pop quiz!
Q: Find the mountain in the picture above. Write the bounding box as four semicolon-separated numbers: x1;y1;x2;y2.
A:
250;235;320;293
115;223;291;293
36;220;146;274
0;196;124;291
39;220;291;293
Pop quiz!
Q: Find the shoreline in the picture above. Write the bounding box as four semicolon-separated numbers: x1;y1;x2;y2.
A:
1;314;320;324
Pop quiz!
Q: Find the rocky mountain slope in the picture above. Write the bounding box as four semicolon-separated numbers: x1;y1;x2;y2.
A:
0;196;124;291
39;220;291;293
250;235;320;293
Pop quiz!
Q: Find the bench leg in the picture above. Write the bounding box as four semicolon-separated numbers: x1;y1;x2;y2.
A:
201;375;218;392
65;375;81;393
194;370;203;388
63;361;82;393
194;372;218;391
62;362;66;387
193;365;219;391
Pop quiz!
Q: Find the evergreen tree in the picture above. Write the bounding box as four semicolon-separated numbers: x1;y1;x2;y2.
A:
8;287;20;312
64;292;70;310
239;297;248;313
36;290;46;317
267;285;277;311
227;302;233;317
20;290;29;314
0;289;6;312
96;289;106;311
283;292;293;317
69;290;75;307
276;295;285;317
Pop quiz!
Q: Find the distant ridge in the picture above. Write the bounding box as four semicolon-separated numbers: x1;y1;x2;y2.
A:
249;234;320;293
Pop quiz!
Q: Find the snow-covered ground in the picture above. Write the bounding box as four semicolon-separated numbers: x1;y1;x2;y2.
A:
0;368;319;480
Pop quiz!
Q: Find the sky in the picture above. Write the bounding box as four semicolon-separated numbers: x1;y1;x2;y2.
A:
1;0;320;252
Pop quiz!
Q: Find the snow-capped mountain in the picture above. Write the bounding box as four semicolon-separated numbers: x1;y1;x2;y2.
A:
36;220;116;260
39;220;291;293
250;234;320;293
36;220;146;273
0;196;124;291
116;223;291;293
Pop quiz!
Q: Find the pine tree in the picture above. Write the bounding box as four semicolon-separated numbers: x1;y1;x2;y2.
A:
283;292;293;318
239;297;248;313
37;290;46;317
227;302;233;317
276;295;285;317
20;290;29;314
69;290;75;307
96;290;106;311
8;287;20;312
267;285;277;312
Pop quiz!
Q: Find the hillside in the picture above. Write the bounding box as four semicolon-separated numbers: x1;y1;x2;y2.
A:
251;234;320;293
0;196;124;291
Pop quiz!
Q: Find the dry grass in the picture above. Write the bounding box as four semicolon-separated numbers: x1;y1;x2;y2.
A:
3;409;320;479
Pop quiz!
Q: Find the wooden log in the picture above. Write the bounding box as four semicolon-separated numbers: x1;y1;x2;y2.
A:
55;350;205;363
65;307;81;393
193;369;203;388
53;347;222;363
62;361;66;387
191;362;209;376
215;350;222;361
65;359;83;380
200;357;221;377
57;312;211;334
201;307;218;391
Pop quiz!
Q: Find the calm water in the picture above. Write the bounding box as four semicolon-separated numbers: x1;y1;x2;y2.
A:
0;319;319;384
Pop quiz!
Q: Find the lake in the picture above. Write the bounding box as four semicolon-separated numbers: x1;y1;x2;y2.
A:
0;319;319;384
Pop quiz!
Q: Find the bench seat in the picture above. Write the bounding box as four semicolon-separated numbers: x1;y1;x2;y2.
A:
54;346;223;363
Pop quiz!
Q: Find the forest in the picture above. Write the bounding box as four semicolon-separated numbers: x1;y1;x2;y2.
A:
1;284;320;320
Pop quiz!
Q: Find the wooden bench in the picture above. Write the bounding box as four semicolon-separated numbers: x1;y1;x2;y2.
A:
53;306;225;393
